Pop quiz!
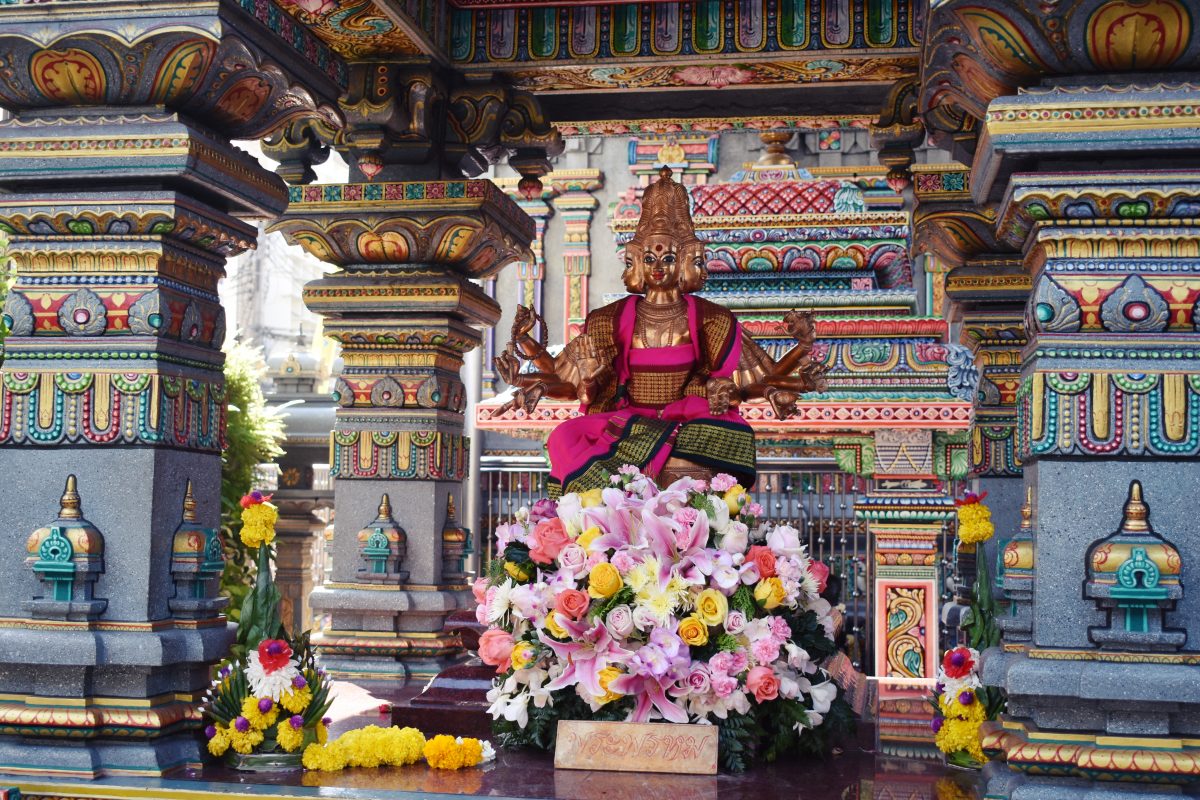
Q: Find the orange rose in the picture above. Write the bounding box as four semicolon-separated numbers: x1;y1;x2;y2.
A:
746;666;780;703
477;629;515;674
555;588;591;621
747;545;777;578
529;517;571;564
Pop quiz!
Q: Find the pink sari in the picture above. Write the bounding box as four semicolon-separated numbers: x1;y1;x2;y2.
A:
546;296;754;495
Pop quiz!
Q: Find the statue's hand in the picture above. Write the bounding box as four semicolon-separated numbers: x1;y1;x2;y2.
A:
766;386;799;420
800;360;829;393
784;309;816;347
495;383;546;417
495;348;523;385
511;305;537;339
565;333;614;396
706;377;738;416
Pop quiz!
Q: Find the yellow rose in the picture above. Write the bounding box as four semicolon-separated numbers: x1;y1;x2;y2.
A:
695;588;728;627
510;641;537;671
545;611;568;639
753;577;787;610
576;526;602;551
588;562;622;599
580;488;604;508
596;666;623;704
504;561;532;582
677;615;709;646
723;485;747;515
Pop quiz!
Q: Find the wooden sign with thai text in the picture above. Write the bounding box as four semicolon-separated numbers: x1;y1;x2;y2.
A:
554;720;719;775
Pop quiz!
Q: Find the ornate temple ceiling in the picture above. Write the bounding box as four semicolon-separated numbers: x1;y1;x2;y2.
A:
273;0;921;120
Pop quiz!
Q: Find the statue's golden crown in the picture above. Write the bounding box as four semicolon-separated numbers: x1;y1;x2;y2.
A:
632;167;702;248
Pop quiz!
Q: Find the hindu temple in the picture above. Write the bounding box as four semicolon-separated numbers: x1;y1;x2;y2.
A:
0;1;1197;799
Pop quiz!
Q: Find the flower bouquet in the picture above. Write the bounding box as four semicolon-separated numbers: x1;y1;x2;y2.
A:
201;493;334;769
930;646;1004;769
475;468;852;772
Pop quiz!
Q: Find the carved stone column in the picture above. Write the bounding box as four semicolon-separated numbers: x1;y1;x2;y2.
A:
550;170;603;342
270;180;533;684
0;0;342;777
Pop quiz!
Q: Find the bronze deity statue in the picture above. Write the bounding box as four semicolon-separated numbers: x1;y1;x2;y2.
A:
497;167;826;496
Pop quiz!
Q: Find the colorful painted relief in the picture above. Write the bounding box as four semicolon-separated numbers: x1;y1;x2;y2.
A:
329;429;468;481
558;115;873;137
0;370;227;452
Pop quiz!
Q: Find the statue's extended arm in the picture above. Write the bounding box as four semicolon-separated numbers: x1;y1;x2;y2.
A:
729;310;827;419
494;305;614;415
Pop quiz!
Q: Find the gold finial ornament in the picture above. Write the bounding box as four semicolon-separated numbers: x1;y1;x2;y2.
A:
60;474;82;520
1121;480;1149;532
1020;485;1033;529
182;480;198;523
755;130;796;168
378;493;392;519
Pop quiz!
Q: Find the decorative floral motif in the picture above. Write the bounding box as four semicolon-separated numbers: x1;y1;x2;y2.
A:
57;288;106;336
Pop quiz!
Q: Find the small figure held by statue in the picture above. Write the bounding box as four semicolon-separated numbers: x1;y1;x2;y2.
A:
497;167;827;496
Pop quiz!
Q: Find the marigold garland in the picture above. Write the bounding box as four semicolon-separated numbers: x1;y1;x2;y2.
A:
300;725;495;772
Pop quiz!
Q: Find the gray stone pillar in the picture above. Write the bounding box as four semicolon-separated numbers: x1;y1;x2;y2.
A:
0;0;342;776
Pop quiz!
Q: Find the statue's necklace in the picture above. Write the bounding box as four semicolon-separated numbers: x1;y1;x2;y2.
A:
635;299;688;348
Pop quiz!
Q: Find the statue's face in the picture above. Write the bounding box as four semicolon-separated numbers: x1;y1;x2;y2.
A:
639;234;681;291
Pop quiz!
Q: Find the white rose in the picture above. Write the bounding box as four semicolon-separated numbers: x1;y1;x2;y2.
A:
605;604;634;638
705;494;730;532
721;521;749;553
767;524;803;557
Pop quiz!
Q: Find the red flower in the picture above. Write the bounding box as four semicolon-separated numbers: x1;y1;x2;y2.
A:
257;639;293;673
941;646;975;679
953;490;988;508
240;490;273;509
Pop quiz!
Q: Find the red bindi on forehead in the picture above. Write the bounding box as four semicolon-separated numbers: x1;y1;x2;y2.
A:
654;243;663;252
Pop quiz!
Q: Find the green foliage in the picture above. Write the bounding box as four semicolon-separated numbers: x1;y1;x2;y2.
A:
730;584;756;619
219;343;286;622
0;232;13;355
962;556;1001;652
234;543;286;661
717;711;762;773
589;587;634;621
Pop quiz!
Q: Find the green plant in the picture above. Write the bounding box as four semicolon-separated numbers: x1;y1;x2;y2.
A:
220;342;286;622
0;231;14;358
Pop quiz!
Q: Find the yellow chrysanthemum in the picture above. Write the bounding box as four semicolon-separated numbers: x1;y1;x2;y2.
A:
280;686;313;714
241;696;279;729
935;717;984;761
276;720;306;753
206;726;230;756
240;502;279;548
424;734;484;770
229;727;264;754
939;691;986;724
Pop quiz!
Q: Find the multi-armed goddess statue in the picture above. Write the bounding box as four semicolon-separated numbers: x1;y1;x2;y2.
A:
497;167;826;497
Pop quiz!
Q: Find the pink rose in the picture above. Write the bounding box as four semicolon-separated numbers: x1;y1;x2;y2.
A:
724;610;747;635
558;543;587;575
472;578;488;606
477;629;515;674
555;588;591;621
529;517;571;564
684;663;712;695
606;604;634;638
809;561;830;594
746;666;780;703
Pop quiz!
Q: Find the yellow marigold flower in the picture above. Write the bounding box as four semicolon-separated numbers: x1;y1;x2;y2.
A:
280;686;313;714
316;722;329;744
596;666;623;704
588;562;622;599
240;502;278;549
241;696;279;730
424;734;484;770
939;690;986;724
504;561;532;582
753;576;786;610
276;719;306;753
545;611;568;639
206;726;230;757
510;641;537;671
695;588;728;627
576;526;602;551
677;615;709;646
935;717;984;761
229;727;264;755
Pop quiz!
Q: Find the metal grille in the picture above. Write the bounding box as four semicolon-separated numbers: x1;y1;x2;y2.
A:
751;469;872;672
480;459;551;566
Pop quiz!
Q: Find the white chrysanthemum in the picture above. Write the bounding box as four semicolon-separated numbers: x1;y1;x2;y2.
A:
480;740;496;762
245;651;301;701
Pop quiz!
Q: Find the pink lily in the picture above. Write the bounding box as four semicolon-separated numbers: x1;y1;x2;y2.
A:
540;615;631;698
